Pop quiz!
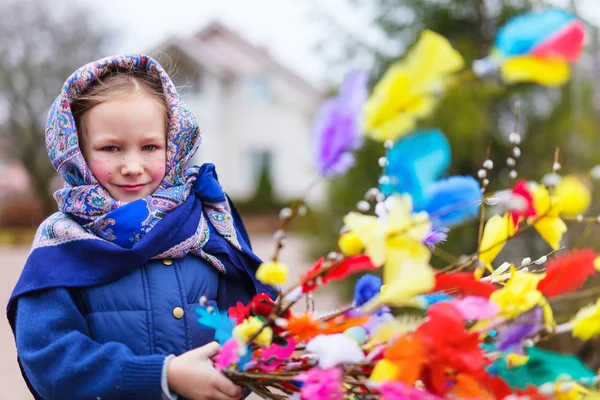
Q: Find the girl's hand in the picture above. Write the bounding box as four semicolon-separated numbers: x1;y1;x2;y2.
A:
167;342;243;400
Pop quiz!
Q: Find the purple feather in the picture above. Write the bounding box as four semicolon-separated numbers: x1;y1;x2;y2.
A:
312;70;367;176
494;307;543;353
423;227;449;250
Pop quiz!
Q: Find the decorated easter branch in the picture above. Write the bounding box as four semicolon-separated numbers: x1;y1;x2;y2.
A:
195;9;600;400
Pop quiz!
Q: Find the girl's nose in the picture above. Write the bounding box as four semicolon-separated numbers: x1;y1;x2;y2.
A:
121;157;144;176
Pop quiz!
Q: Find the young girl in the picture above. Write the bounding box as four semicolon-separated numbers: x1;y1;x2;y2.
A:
7;54;275;400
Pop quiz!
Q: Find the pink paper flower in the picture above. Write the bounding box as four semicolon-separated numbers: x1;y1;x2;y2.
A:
257;338;296;372
377;381;444;400
296;367;344;400
452;296;500;321
215;338;241;371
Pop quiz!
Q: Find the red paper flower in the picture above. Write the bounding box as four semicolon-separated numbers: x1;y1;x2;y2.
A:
417;303;488;394
228;302;249;324
510;179;536;228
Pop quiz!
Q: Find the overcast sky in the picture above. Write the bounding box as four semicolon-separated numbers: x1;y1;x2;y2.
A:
77;0;600;89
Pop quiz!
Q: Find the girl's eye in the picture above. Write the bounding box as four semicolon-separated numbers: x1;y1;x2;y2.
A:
101;146;119;152
142;145;158;151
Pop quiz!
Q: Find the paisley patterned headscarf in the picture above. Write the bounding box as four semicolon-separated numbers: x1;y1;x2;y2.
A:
36;53;243;272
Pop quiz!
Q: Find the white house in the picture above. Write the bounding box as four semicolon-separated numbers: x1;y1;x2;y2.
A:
156;22;325;204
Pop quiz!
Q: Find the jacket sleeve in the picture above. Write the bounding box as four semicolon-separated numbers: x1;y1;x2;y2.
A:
15;287;166;400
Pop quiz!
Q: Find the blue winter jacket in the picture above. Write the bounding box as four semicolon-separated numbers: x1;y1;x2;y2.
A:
14;254;257;400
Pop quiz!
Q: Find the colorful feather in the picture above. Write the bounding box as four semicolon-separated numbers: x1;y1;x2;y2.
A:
380;129;451;207
537;249;598;298
196;306;235;345
434;272;499;298
421;176;481;228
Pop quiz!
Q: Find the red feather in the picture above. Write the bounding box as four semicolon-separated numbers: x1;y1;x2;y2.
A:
537;249;598;298
322;255;378;284
434;272;498;298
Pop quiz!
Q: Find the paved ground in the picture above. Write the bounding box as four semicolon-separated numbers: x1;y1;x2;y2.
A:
0;235;339;399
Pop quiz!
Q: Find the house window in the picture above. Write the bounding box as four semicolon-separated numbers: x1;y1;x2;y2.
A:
241;75;270;102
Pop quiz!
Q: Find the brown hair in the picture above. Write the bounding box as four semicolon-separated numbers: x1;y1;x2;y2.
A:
71;68;169;138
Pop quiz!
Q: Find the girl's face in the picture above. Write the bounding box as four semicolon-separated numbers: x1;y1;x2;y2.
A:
80;91;167;202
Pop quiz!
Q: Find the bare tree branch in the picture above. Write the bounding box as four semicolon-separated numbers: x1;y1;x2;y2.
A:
0;0;109;216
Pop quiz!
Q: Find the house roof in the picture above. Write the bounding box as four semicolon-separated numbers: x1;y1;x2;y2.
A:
160;21;322;98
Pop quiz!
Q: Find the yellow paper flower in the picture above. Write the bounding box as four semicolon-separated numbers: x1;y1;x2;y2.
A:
338;232;364;256
490;271;553;323
343;195;431;268
363;259;435;313
255;261;288;286
506;353;529;368
571;299;600;341
232;316;273;347
500;56;571;86
367;316;423;348
530;183;567;250
370;359;400;382
363;30;464;142
344;195;434;311
479;213;515;271
555;382;589;400
554;175;591;217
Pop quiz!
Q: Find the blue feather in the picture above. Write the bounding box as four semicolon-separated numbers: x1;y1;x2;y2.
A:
196;307;234;345
380;129;451;209
354;274;382;307
419;176;482;228
415;293;454;310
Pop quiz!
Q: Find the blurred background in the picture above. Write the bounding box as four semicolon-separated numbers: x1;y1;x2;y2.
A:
2;0;600;398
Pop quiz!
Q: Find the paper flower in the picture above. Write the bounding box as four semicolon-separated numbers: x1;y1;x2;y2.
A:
509;180;537;227
363;30;464;141
343;195;431;268
554;175;591;217
475;9;585;86
571;298;600;341
306;334;365;369
257;338;296;372
375;381;444;400
380;332;426;383
344;196;436;311
232;316;273;347
479;213;515;271
255;261;288;286
530;183;567;250
417;303;487;394
452;296;500;321
312;70;367;176
287;314;321;342
228;301;250;324
196;306;234;345
353;274;382;307
215;338;242;371
367;314;422;344
490;271;553;324
296;367;344;400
